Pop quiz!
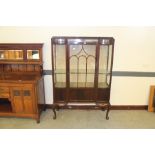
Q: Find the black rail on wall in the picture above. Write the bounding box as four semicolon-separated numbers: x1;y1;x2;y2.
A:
43;70;155;77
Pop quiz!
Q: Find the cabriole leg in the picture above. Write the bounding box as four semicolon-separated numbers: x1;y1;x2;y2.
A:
53;105;57;120
106;104;111;120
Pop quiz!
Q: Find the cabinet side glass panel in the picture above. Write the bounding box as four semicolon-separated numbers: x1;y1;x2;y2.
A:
98;45;109;88
53;44;66;88
106;45;113;86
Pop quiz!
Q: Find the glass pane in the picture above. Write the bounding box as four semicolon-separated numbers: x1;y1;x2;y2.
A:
54;74;66;88
70;45;79;73
27;50;39;59
106;74;110;86
0;50;23;60
79;56;86;72
68;39;98;44
54;38;65;44
99;45;108;73
84;39;98;44
68;39;83;44
78;73;86;87
87;56;95;73
0;51;5;59
70;55;78;87
53;44;66;88
83;45;96;57
86;74;94;87
101;39;110;45
54;45;66;73
70;73;78;87
98;74;108;88
98;45;113;88
107;45;113;73
69;44;95;88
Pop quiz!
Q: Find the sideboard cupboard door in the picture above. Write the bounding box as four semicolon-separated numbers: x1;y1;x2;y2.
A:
11;88;24;113
11;86;36;114
23;87;36;114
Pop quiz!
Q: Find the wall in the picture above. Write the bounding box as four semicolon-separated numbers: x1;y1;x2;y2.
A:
0;26;155;105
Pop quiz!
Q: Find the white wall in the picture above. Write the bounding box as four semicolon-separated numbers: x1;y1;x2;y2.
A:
0;26;155;105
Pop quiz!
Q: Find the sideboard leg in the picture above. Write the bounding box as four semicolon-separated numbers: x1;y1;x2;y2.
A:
36;116;40;123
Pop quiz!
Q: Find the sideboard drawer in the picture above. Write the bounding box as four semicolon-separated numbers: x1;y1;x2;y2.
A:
0;93;10;98
0;87;9;93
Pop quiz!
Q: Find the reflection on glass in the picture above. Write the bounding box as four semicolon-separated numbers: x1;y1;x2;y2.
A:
27;50;39;59
68;39;98;44
0;50;23;60
101;39;110;44
56;38;65;44
0;51;4;59
84;39;98;44
68;39;83;44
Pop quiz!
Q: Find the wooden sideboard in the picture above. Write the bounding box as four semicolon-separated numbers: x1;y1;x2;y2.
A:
0;44;45;123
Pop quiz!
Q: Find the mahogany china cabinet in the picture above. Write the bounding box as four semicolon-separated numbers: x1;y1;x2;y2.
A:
51;37;115;120
0;43;45;123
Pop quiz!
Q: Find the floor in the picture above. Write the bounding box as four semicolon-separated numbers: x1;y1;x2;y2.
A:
0;109;155;129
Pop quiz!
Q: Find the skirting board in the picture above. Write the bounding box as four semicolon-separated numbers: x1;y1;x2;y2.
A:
46;104;148;110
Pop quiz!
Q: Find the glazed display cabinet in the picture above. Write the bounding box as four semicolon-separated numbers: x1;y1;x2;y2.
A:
0;43;45;123
51;37;115;120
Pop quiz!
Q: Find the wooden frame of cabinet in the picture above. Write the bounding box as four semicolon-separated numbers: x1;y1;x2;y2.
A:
51;36;115;120
0;43;45;123
148;85;155;112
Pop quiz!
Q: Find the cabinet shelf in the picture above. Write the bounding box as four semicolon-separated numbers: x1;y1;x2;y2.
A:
54;69;111;74
55;82;109;88
0;99;12;113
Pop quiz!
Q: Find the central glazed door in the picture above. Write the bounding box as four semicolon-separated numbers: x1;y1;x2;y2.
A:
67;39;98;102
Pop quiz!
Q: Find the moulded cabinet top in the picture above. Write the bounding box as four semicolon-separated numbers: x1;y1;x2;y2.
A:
51;36;114;45
0;43;43;50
